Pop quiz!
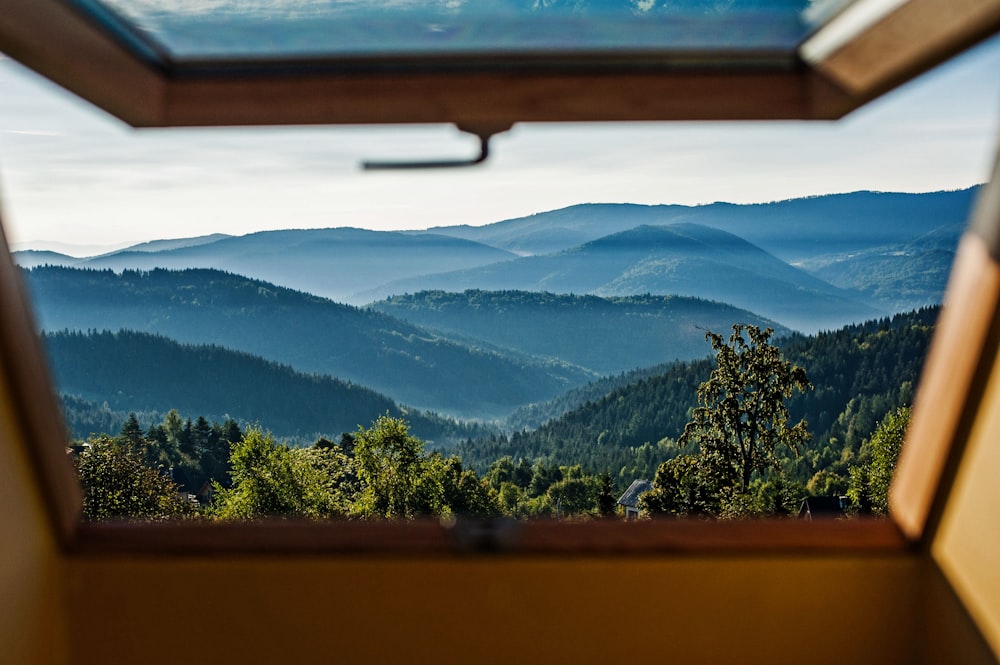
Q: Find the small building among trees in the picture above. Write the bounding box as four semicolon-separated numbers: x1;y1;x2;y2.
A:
618;479;653;519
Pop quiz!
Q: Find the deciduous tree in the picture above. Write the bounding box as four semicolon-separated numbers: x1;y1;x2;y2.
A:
76;435;188;521
680;324;812;495
848;406;910;515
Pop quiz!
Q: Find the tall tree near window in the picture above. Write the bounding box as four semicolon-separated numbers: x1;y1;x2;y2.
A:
352;414;433;519
847;405;910;515
676;325;812;506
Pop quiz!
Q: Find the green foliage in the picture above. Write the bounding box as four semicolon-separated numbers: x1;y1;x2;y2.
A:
806;470;848;497
352;415;433;518
644;324;811;518
638;455;715;516
350;415;503;519
847;406;910;515
211;427;350;519
75;435;188;521
682;325;812;490
596;471;618;517
426;454;502;519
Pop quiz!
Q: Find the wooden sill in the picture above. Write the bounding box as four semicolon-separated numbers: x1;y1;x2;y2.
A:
69;517;909;558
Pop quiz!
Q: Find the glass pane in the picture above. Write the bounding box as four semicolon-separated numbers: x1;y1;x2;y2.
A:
75;0;848;61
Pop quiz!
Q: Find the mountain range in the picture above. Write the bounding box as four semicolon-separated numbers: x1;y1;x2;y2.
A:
364;224;879;332
22;267;590;418
369;290;786;375
15;189;974;331
43;329;491;446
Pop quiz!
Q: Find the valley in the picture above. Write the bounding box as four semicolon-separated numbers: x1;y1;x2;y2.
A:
14;188;973;517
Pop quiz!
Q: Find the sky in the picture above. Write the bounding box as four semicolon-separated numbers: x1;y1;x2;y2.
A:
1;34;998;255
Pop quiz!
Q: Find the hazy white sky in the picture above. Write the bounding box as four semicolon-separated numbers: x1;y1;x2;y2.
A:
1;34;998;255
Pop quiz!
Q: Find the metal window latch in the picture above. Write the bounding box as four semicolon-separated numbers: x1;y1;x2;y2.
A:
362;124;510;170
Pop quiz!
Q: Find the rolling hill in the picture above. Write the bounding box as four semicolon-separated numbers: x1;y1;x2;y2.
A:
363;224;879;332
13;191;972;319
17;228;517;305
424;188;977;262
799;223;964;313
456;308;938;484
22;266;592;418
369;289;788;375
42;329;490;446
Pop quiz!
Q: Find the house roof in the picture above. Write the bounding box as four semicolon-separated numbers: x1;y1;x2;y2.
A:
618;479;654;509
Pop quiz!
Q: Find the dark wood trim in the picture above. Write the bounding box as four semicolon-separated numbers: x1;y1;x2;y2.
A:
160;68;854;128
0;0;858;128
0;0;164;126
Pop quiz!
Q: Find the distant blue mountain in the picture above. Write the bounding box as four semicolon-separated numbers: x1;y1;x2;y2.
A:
370;289;788;375
424;188;978;261
13;189;972;325
801;222;965;313
24;228;517;305
365;223;879;332
11;250;82;269
22;266;592;418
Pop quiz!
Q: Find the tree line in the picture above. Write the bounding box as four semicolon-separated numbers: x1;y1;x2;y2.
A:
73;322;910;521
74;413;620;521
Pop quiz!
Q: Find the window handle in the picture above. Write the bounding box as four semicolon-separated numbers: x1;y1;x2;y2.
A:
362;125;507;170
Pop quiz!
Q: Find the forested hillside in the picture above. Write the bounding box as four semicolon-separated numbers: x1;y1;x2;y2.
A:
23;266;592;417
456;308;937;487
803;224;961;313
44;329;493;446
370;290;786;374
362;224;878;332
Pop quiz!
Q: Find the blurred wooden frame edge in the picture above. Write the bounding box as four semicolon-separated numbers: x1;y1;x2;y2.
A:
0;206;83;545
804;0;1000;109
891;156;1000;546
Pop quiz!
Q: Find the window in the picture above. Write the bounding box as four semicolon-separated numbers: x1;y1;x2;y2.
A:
1;0;1000;552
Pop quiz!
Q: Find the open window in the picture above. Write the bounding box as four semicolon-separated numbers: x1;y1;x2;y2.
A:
1;0;999;556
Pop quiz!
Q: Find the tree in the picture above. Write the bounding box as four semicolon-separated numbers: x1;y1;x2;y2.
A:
680;325;812;495
211;427;347;519
596;471;618;517
75;435;188;521
351;414;433;519
645;325;812;518
429;454;501;518
639;455;717;516
119;412;144;450
847;406;910;515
